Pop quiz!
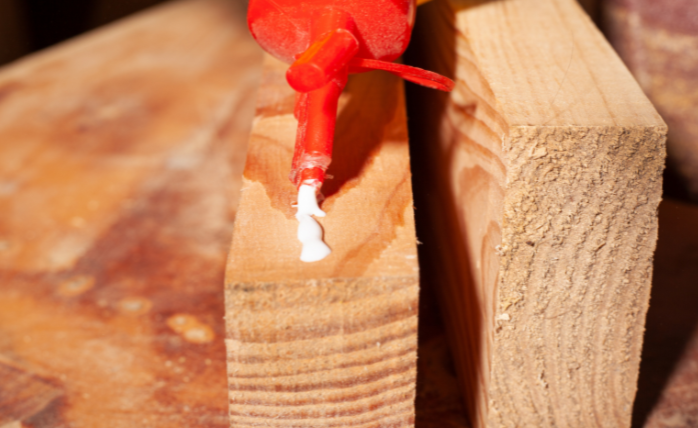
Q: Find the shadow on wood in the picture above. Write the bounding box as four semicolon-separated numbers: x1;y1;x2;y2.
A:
406;1;496;425
322;72;402;200
632;199;698;428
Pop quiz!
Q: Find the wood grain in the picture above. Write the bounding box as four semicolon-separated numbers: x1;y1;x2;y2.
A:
0;0;262;426
602;0;698;199
225;56;419;428
407;0;667;426
0;358;63;426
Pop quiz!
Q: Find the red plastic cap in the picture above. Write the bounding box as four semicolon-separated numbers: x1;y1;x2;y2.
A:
286;29;359;93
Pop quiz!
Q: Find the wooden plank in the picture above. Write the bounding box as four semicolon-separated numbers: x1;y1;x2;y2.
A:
224;55;419;427
406;0;667;427
602;0;698;200
0;0;262;426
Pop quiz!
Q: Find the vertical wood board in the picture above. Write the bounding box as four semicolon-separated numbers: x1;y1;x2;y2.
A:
225;56;420;428
408;0;667;426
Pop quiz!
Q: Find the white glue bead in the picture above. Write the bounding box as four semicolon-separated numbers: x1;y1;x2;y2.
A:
297;184;326;217
295;185;331;262
296;214;322;241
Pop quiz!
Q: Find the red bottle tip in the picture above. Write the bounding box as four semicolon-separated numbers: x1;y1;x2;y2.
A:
286;63;326;93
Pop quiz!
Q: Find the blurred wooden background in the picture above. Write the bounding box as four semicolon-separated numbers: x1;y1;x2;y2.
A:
0;0;602;68
0;0;166;65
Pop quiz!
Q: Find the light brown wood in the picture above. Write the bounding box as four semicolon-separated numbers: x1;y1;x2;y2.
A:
224;55;419;427
407;0;667;426
0;0;262;426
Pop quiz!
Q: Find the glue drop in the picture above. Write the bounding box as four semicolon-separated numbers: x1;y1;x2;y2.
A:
296;184;331;262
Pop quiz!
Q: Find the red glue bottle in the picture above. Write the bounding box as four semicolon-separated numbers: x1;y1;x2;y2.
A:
247;0;454;193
